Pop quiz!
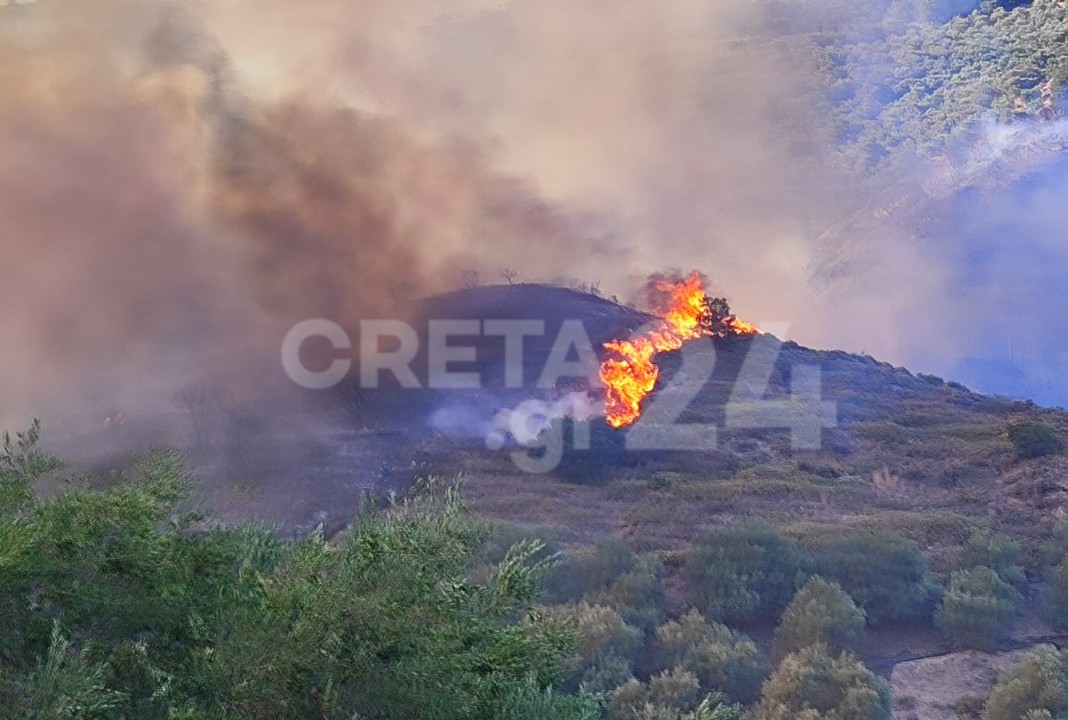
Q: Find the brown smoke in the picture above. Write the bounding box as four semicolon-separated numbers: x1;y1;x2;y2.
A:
0;2;616;428
5;0;1048;433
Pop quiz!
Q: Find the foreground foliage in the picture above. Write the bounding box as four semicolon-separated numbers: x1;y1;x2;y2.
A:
0;426;597;720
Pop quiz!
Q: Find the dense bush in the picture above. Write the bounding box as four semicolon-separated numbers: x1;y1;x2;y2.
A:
1020;711;1056;720
960;531;1028;589
1008;421;1064;460
1045;554;1068;630
545;539;639;603
684;525;812;625
542;602;643;693
608;670;744;720
0;426;599;720
751;644;891;720
984;646;1068;720
773;577;866;658
936;566;1023;650
653;609;767;704
805;531;936;625
588;557;666;631
544;540;665;630
476;522;559;567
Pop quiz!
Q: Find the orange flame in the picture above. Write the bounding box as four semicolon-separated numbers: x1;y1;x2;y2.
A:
599;272;758;428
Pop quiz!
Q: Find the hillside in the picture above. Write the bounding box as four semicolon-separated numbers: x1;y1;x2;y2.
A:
27;282;1068;719
377;284;1066;554
101;281;1063;562
403;284;1068;716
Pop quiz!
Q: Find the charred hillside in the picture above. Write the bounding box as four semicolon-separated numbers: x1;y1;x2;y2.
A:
61;282;1068;571
388;284;1068;560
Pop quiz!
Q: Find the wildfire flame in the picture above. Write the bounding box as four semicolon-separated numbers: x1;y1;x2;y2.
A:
599;272;758;428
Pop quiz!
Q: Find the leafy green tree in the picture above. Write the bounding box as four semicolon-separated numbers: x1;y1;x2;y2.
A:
806;531;936;625
773;577;866;658
684;525;811;625
653;609;766;704
984;646;1068;720
751;644;891;720
701;297;748;339
937;566;1024;650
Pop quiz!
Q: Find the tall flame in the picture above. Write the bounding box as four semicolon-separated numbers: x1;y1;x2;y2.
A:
599;272;758;428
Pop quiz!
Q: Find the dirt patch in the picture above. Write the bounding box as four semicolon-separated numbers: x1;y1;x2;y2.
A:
890;645;1055;720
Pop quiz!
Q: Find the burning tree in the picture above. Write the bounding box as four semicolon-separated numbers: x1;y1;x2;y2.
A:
701;296;756;339
599;272;758;429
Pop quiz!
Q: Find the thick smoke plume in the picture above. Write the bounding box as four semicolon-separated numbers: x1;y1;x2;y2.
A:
2;0;1066;439
0;1;612;431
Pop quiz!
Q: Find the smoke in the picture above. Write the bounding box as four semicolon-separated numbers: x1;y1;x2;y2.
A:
809;115;1068;405
490;393;601;447
0;1;615;431
2;0;1066;441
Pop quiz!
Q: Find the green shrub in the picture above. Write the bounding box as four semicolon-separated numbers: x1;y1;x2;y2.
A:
953;695;986;719
0;420;60;515
653;609;766;704
984;647;1068;720
684;525;811;625
751;644;890;720
607;669;743;720
587;556;665;631
545;539;639;603
1020;711;1055;720
607;667;701;720
16;622;124;720
1008;422;1064;460
543;541;665;630
477;523;559;567
960;531;1027;589
936;566;1023;650
805;531;936;625
542;602;643;693
773;577;866;658
1045;556;1068;630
